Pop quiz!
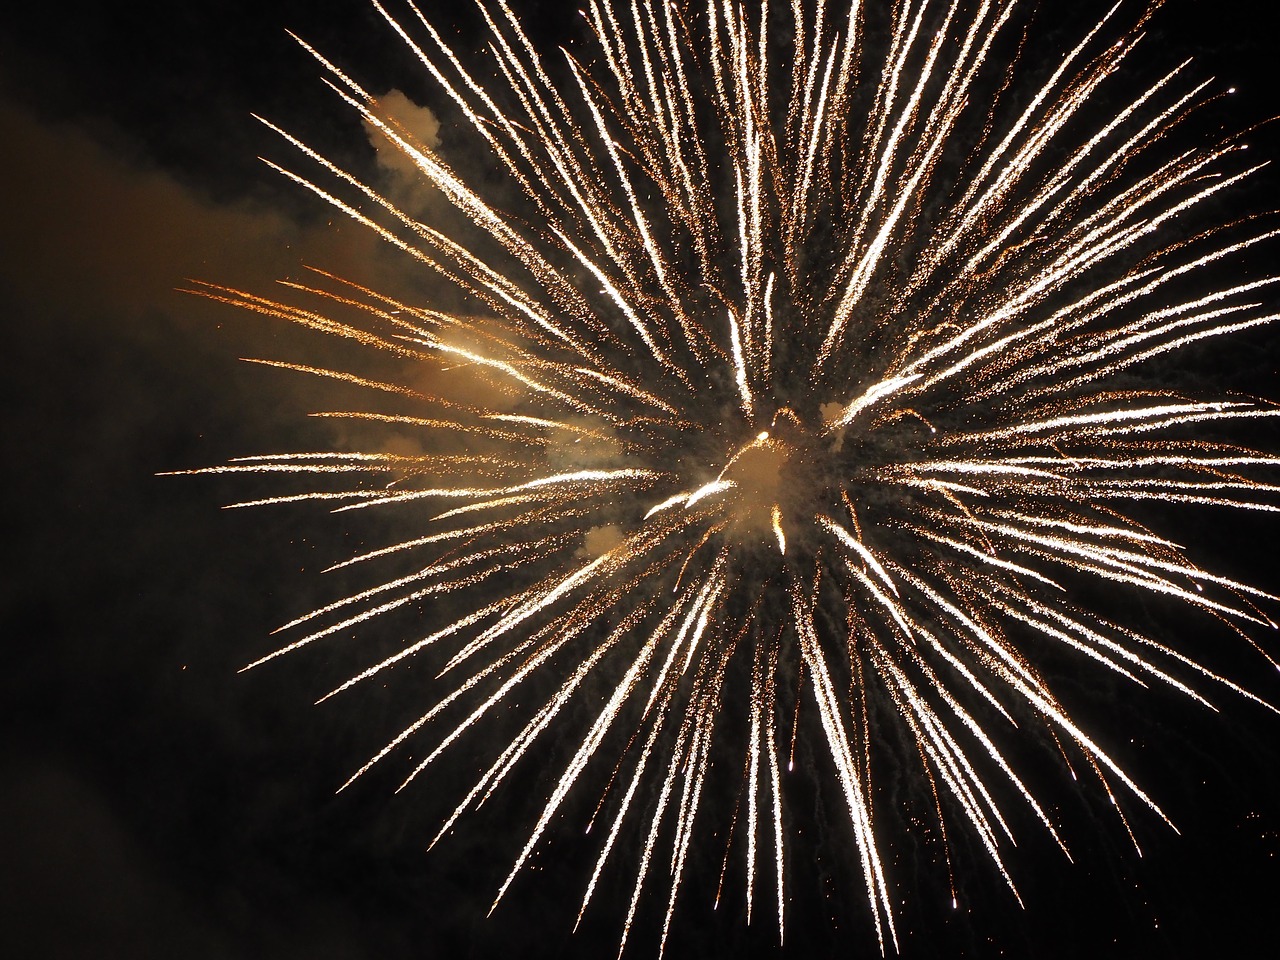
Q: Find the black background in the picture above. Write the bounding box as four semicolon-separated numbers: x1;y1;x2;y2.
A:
2;2;1279;958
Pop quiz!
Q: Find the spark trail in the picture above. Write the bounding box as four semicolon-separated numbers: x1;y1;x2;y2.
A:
175;0;1280;953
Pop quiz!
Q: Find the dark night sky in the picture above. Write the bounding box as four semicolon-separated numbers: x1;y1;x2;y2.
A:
2;1;1279;958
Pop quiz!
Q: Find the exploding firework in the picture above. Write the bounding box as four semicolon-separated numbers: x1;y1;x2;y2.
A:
175;0;1278;953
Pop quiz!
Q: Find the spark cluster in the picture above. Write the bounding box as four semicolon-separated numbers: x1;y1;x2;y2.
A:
176;0;1279;954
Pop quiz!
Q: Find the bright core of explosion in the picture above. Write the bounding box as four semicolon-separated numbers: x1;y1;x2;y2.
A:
172;0;1279;955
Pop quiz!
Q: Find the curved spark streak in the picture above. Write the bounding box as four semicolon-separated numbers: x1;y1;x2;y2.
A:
181;0;1279;954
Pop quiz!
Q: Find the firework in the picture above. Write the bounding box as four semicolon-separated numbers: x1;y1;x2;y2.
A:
174;0;1278;954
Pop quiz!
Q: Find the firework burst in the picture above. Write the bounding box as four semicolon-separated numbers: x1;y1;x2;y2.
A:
175;0;1279;953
